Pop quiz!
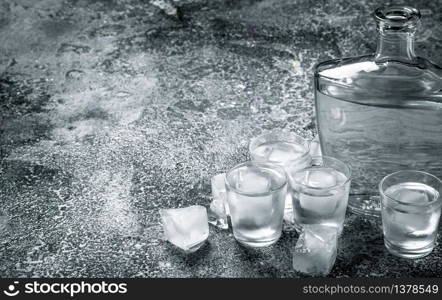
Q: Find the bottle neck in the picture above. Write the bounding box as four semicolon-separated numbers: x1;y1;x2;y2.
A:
375;30;416;62
372;6;421;63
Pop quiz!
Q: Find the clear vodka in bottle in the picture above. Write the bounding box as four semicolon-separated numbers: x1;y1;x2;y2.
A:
314;7;442;217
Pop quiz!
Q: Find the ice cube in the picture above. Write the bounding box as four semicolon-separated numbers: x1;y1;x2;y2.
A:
229;194;274;228
395;189;429;204
253;144;273;160
299;193;339;217
212;173;226;194
268;142;303;162
293;225;338;276
391;210;435;235
209;173;229;229
160;205;209;253
211;173;229;215
294;169;347;216
283;210;294;223
208;198;228;229
237;169;271;194
283;194;295;223
247;194;274;222
306;169;337;188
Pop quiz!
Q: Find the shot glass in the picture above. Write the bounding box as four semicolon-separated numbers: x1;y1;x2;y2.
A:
225;161;287;247
288;156;351;234
379;170;442;259
249;131;311;221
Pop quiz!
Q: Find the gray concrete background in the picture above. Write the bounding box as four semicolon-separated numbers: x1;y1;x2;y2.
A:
0;0;441;277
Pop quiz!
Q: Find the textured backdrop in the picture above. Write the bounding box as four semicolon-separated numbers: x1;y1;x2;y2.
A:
0;0;441;277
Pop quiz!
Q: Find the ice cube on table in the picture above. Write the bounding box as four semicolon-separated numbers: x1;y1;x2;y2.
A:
211;173;229;215
293;224;338;276
237;168;271;194
209;173;229;229
283;202;295;223
209;198;228;229
211;173;226;195
160;205;209;253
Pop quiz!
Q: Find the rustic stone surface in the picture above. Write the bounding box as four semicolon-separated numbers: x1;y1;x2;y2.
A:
0;0;441;277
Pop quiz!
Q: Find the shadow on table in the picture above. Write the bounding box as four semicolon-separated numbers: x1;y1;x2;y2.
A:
162;240;213;266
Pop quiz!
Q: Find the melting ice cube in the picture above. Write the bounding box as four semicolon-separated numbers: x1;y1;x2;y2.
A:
252;143;273;160
160;205;209;253
267;142;305;162
294;168;348;217
392;213;425;235
385;182;439;235
390;210;439;236
211;173;229;215
293;224;338;276
209;173;229;229
237;168;271;194
228;193;274;230
283;201;295;223
305;169;338;188
209;198;228;230
394;188;429;205
299;193;339;217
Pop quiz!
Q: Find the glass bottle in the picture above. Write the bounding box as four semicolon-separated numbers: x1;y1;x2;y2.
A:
314;6;442;217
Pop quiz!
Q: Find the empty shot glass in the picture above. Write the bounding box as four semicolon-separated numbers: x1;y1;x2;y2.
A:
225;161;287;247
288;156;351;234
249;131;311;221
379;170;442;259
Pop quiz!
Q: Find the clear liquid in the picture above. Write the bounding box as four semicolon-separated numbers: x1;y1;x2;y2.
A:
228;191;286;247
316;91;442;215
250;141;311;222
251;141;308;163
382;182;441;254
290;167;349;232
227;167;286;247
